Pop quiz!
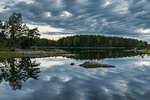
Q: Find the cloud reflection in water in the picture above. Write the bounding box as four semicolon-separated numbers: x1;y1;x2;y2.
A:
0;55;150;100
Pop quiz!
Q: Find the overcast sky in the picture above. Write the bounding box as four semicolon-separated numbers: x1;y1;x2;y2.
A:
0;0;150;41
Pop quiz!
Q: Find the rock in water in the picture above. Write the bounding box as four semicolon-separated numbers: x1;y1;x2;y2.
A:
79;61;115;68
70;62;75;66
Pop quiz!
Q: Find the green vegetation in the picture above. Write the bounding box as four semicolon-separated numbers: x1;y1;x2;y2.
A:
0;12;56;50
0;12;40;49
143;47;150;50
0;47;27;60
31;46;57;52
0;12;149;57
0;51;27;60
34;38;56;47
56;35;148;48
0;48;15;51
142;47;150;54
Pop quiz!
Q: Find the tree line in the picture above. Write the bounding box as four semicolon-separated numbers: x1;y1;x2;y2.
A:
0;12;148;49
56;35;148;47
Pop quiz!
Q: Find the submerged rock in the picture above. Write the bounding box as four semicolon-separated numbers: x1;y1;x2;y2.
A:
79;61;115;68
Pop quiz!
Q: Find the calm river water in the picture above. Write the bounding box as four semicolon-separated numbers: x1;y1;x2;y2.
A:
0;51;150;100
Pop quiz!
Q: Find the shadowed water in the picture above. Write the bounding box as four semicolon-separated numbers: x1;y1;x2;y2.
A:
0;50;150;100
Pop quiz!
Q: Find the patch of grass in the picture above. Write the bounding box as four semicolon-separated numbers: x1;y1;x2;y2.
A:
31;46;57;52
141;47;150;54
47;49;56;52
0;51;27;60
143;47;150;50
0;48;15;51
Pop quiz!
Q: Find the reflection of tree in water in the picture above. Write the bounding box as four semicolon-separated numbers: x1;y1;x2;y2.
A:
0;58;40;90
65;49;145;60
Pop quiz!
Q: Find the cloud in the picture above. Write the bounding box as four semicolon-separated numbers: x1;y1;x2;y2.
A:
26;23;64;33
60;11;72;18
0;0;150;41
40;34;76;40
135;28;150;34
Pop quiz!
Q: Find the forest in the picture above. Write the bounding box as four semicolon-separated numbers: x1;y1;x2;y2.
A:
0;12;40;49
0;12;148;49
56;35;148;47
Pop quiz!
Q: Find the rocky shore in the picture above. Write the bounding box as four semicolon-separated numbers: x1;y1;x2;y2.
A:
125;49;150;54
15;49;75;58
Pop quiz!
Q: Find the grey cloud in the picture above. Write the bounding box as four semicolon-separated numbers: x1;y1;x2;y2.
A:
0;0;150;41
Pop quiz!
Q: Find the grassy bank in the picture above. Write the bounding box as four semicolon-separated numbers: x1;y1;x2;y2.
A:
0;46;149;60
0;47;70;59
31;46;56;52
31;46;135;50
142;47;150;54
0;51;27;60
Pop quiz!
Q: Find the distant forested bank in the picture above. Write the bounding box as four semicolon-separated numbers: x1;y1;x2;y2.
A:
56;35;148;48
34;35;149;48
32;36;149;52
0;12;149;49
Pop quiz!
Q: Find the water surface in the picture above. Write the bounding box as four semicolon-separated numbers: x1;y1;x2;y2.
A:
0;51;150;100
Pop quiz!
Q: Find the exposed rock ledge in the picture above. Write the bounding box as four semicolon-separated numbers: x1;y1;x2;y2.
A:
15;49;75;57
79;61;115;68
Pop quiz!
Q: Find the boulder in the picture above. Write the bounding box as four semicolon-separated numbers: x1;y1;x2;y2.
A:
70;62;75;65
79;61;115;68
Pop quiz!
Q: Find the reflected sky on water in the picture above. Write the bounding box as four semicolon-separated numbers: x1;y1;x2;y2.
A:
0;54;150;100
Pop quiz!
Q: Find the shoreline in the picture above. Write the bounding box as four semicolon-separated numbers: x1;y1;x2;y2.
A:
14;49;75;58
0;47;149;59
125;49;150;54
